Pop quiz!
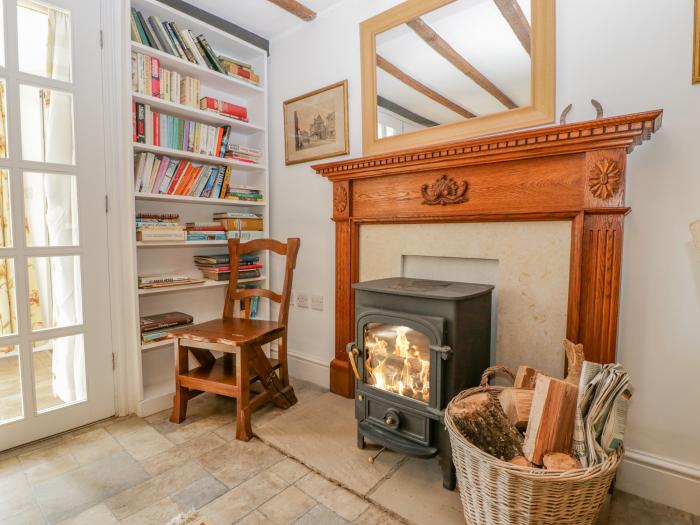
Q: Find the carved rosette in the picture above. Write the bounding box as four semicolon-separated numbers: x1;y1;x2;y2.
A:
333;185;348;214
589;158;621;199
421;175;468;205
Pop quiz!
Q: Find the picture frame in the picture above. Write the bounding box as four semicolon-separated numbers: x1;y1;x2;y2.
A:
283;80;349;165
694;0;700;83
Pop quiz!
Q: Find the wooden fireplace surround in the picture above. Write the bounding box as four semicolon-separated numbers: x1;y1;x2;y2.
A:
313;110;663;398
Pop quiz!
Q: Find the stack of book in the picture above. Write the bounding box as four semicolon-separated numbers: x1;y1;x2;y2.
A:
131;52;200;107
135;213;185;242
130;8;230;77
134;153;234;200
200;97;247;122
133;103;232;158
213;211;264;240
185;221;226;242
218;55;260;86
140;311;193;344
226;185;263;203
225;144;261;164
138;273;204;289
194;253;263;282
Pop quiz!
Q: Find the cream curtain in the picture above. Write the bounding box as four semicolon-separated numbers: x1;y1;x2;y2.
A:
0;172;16;343
45;7;84;403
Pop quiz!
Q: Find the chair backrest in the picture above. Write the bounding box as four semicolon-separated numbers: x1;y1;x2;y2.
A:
223;237;300;326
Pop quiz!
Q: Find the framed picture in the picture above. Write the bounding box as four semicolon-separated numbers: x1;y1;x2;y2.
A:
283;80;349;165
695;0;700;83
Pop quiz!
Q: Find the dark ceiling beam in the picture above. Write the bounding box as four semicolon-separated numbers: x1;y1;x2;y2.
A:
377;95;439;128
267;0;317;21
493;0;531;55
376;55;476;119
163;0;269;53
406;17;517;110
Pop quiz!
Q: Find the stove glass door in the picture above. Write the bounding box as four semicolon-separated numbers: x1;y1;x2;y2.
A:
363;323;430;403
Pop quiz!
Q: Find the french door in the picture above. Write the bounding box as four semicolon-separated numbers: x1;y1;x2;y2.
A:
0;0;114;450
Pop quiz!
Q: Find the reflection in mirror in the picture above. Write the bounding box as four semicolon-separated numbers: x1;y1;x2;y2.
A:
375;0;531;139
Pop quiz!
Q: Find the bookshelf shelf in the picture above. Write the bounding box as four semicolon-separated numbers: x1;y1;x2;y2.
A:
133;143;265;170
132;93;264;134
130;0;269;418
136;240;227;247
141;339;174;351
131;42;264;96
137;275;265;296
134;191;265;206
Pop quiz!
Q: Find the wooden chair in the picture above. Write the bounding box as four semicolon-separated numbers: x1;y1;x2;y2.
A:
168;237;300;441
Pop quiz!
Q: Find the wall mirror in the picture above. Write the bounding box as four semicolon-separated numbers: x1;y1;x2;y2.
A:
360;0;555;155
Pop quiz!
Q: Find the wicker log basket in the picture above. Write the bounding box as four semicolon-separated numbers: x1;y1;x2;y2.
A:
445;366;623;525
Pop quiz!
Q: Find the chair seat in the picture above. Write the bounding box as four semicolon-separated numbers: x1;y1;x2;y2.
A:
169;317;285;346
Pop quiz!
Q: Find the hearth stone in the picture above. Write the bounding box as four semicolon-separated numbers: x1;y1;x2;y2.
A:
349;277;493;490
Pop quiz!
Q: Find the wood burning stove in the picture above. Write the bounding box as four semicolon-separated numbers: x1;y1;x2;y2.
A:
347;277;493;489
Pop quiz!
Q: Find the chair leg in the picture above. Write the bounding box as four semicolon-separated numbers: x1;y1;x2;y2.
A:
278;335;290;388
170;340;189;423
235;345;253;441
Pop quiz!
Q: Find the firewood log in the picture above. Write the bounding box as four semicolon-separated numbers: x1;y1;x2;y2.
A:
509;455;534;468
498;388;534;430
451;393;524;461
543;452;582;471
563;339;585;385
523;376;578;465
514;366;538;389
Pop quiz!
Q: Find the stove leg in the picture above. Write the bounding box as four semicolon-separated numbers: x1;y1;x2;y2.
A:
357;429;366;449
441;458;457;490
438;425;456;490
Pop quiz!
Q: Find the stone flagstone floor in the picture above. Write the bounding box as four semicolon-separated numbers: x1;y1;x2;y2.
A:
0;379;697;525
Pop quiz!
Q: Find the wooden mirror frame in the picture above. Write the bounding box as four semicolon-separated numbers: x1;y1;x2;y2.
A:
360;0;556;156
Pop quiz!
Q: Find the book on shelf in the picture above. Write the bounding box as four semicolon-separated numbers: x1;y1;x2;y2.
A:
135;212;186;242
134;153;239;200
215;217;263;231
187;231;226;241
133;102;239;160
227;230;264;241
240;284;261;318
212;211;262;219
226;186;263;202
138;272;205;289
199;97;247;122
218;54;261;86
195;252;262;281
185;222;225;231
130;8;260;85
132;52;201;108
140;311;193;333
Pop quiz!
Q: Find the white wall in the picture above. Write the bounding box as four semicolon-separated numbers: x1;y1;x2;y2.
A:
267;0;700;512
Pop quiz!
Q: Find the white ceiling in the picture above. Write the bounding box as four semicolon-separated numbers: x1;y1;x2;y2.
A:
189;0;346;41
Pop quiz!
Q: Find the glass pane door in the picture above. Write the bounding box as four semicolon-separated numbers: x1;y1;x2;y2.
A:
364;322;431;403
0;0;114;449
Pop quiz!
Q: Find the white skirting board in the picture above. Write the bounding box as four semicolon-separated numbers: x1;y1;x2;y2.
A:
615;449;700;516
270;345;330;389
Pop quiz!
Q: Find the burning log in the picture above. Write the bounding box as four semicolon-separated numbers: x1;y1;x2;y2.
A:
450;393;524;461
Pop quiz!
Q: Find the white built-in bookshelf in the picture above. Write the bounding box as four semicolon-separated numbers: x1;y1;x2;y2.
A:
126;0;269;416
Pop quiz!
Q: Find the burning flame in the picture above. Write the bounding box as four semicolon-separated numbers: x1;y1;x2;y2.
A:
365;325;430;402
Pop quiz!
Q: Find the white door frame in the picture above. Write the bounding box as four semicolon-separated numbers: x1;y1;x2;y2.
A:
99;0;140;417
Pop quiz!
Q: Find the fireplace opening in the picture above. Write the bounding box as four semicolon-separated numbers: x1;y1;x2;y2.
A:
350;277;493;490
364;323;431;403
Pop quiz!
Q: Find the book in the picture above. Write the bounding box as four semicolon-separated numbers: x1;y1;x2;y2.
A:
137;230;186;242
134;10;155;48
216;218;263;231
227;230;264;241
139;273;191;285
140;311;193;333
196;35;226;74
199;97;248;121
138;278;205;289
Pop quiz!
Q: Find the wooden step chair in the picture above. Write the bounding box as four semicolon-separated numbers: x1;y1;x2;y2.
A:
168;237;300;441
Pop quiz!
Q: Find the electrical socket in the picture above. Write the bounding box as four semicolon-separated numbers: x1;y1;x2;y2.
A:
296;292;309;308
311;294;324;311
